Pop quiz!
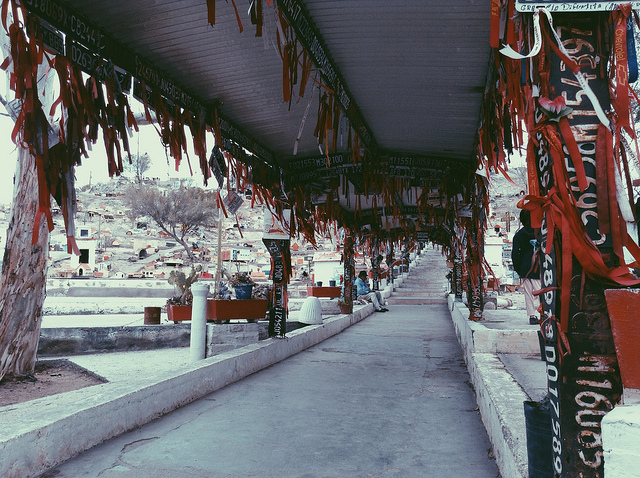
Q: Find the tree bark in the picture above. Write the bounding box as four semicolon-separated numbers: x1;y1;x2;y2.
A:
0;147;50;381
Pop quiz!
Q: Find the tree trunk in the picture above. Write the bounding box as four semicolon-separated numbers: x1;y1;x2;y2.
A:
171;230;197;263
0;147;50;381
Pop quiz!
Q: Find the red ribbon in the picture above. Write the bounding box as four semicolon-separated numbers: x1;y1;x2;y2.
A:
612;5;632;135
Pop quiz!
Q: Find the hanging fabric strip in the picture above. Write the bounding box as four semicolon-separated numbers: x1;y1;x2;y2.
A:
558;117;588;192
499;9;543;59
627;13;638;83
501;8;610;129
596;125;611;235
207;0;215;25
612;4;632;135
230;0;243;33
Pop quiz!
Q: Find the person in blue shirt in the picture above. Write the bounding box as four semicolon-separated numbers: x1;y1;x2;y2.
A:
355;270;388;312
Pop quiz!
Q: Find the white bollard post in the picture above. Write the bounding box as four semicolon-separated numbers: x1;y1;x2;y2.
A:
190;283;209;363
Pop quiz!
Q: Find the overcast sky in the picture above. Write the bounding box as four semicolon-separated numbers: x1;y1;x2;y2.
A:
0;114;215;205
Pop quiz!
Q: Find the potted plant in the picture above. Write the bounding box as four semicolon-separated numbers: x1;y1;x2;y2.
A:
166;265;202;323
229;271;256;299
207;281;270;323
337;298;353;314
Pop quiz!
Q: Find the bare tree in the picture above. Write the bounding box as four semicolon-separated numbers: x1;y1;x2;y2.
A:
125;184;218;262
124;153;152;184
510;166;529;194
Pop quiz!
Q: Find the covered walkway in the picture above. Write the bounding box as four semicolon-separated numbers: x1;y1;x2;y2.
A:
45;304;500;476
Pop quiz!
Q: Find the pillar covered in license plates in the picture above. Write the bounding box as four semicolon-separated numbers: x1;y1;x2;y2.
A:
371;251;383;291
262;210;292;338
497;7;640;476
464;179;486;321
341;235;356;314
262;238;290;337
453;242;464;302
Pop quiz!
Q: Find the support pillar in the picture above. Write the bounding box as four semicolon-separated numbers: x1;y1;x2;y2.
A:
531;16;623;477
386;243;394;285
263;238;290;337
342;235;356;314
454;242;464;302
189;283;209;362
371;252;382;291
465;216;484;321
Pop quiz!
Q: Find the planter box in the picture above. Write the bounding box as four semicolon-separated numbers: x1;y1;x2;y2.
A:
340;304;353;314
307;286;342;298
167;304;192;323
605;289;640;390
207;299;269;323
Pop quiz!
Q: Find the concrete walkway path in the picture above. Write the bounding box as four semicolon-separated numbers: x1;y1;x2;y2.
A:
46;304;500;477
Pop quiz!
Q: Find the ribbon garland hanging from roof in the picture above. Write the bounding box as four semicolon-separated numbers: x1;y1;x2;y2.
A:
0;0;217;254
482;1;640;298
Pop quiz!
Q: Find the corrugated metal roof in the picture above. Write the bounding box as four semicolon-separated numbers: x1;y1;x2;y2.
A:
305;0;489;159
48;0;490;168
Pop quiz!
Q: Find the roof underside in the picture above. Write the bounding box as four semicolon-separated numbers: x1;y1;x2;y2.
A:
52;0;489;160
26;0;492;230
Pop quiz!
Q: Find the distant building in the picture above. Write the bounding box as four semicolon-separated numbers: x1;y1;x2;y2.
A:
313;252;342;285
71;227;97;270
164;258;184;267
51;265;75;278
76;264;92;277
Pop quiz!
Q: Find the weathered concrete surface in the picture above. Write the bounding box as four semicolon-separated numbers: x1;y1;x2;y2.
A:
205;322;269;356
0;305;373;478
38;324;192;355
449;295;530;478
38;304;500;478
603;400;640;477
449;300;540;355
38;322;270;356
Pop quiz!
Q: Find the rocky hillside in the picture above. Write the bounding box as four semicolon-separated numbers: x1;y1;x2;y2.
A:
44;177;304;281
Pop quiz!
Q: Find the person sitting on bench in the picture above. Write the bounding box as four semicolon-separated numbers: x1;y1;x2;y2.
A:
355;270;388;312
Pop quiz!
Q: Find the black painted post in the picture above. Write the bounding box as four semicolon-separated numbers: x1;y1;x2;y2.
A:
371;253;382;291
262;238;290;337
466;217;484;321
342;235;356;313
533;16;623;477
386;243;394;285
454;243;464;302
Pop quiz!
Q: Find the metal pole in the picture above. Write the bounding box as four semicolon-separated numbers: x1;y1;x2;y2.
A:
215;215;223;294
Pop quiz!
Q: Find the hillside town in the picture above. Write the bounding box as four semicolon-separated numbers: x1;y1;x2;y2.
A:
34;177;344;289
0;167;528;300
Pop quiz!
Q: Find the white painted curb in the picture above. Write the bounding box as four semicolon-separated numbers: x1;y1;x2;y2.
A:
448;295;528;478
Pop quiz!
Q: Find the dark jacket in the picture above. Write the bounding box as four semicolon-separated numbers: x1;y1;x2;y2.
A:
511;227;540;280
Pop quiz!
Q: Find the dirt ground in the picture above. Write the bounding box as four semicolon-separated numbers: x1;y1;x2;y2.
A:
0;359;106;407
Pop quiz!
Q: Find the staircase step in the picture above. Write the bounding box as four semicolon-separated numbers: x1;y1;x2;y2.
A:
391;290;446;297
387;297;448;305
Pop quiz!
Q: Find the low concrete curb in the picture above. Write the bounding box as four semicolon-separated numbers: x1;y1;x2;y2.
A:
43;297;169;315
38;324;193;355
602;401;640;477
0;304;374;478
448;295;528;478
450;303;539;355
